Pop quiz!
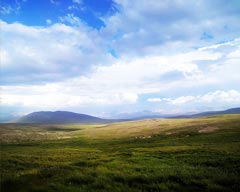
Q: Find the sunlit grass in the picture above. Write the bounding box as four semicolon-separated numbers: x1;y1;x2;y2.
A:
1;114;240;191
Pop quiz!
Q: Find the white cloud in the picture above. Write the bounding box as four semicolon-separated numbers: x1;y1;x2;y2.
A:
156;90;240;105
68;5;78;10
68;0;84;11
1;37;239;110
46;19;52;25
147;98;162;102
0;5;14;15
59;14;82;26
200;90;240;103
0;0;23;15
169;96;195;105
199;38;240;51
72;0;82;4
0;50;11;66
101;0;240;58
227;49;240;58
1;1;240;116
0;20;115;84
0;87;138;109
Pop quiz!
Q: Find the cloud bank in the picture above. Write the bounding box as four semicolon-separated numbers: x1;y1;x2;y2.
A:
0;0;240;118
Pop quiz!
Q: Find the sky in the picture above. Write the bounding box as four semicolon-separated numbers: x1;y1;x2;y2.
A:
0;0;240;120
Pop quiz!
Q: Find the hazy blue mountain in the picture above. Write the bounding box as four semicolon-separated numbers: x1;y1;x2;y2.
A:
108;110;169;120
171;107;240;118
109;107;240;120
0;114;19;123
13;111;107;124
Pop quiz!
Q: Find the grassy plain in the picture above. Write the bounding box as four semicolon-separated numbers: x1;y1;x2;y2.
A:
1;114;240;191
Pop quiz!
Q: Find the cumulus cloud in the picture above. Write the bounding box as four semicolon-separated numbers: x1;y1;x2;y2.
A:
0;84;138;109
147;98;162;102
1;38;239;111
147;90;240;105
0;20;115;84
1;1;240;117
100;0;240;58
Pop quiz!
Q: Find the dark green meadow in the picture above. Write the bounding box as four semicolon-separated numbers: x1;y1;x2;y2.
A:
1;115;240;191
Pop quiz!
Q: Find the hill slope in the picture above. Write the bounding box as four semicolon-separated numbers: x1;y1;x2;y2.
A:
171;107;240;118
14;111;106;124
193;107;240;117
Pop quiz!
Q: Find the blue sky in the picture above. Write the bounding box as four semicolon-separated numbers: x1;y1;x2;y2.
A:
0;0;240;120
1;0;118;28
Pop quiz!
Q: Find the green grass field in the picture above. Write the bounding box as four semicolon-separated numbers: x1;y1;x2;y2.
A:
1;114;240;191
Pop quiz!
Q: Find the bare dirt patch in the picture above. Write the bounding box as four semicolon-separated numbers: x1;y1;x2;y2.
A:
198;126;219;133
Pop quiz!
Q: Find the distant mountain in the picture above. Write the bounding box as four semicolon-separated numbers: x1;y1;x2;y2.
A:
109;107;240;120
13;111;108;124
0;114;20;123
171;107;240;118
109;110;167;120
8;107;240;124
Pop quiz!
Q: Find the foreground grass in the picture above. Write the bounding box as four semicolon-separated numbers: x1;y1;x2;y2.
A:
1;115;240;191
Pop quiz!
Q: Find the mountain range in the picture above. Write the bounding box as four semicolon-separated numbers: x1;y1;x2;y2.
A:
170;107;240;118
109;107;240;120
6;107;240;124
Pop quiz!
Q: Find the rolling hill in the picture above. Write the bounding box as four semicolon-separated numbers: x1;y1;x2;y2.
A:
13;111;107;124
